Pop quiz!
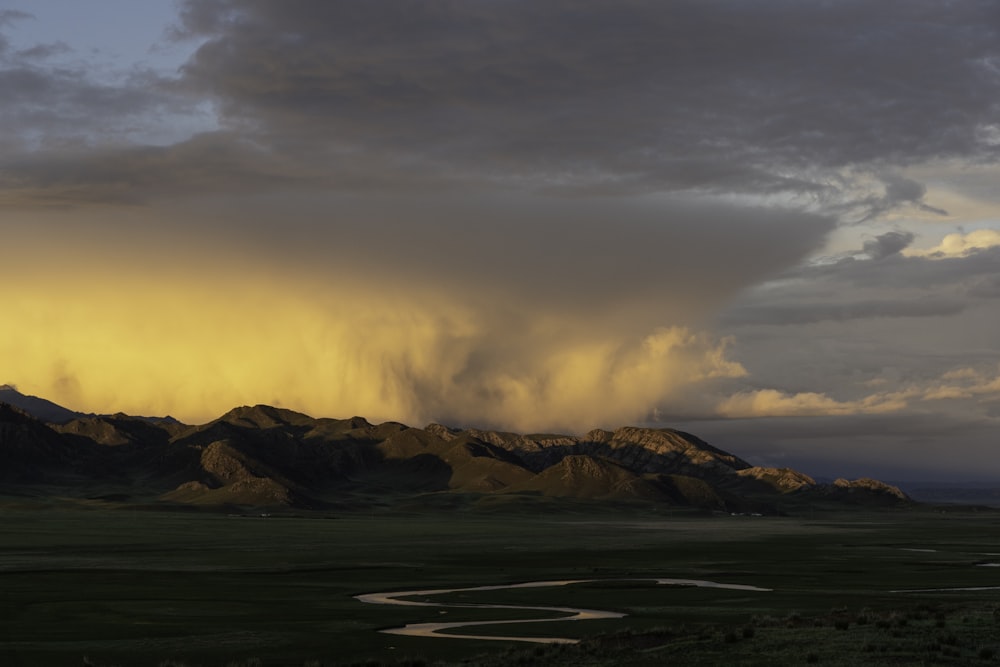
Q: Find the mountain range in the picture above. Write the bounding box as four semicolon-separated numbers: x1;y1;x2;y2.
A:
0;386;909;512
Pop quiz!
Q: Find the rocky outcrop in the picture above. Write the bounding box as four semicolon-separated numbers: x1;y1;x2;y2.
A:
579;427;751;477
736;466;816;493
505;455;664;501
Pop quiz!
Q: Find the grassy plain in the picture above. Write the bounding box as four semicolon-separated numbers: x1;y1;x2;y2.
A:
1;498;999;666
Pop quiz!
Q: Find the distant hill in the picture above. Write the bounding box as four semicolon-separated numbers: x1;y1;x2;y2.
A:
0;398;912;512
897;482;1000;508
0;384;86;424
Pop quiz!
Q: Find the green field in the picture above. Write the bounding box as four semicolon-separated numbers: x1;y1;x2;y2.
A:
2;500;999;666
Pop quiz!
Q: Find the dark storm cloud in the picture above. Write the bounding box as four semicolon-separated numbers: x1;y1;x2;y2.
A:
155;193;833;327
715;245;1000;332
144;0;1000;478
2;0;999;207
0;0;844;324
0;0;841;428
164;0;1000;199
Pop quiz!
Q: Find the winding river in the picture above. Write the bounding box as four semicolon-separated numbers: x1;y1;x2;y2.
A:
354;578;772;644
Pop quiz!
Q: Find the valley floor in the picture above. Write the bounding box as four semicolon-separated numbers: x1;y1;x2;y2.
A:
1;500;998;666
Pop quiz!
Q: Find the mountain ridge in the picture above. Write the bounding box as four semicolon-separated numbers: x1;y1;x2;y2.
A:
0;393;911;512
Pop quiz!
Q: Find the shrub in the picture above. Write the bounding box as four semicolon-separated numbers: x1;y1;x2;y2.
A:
834;619;850;631
742;625;755;639
752;614;778;627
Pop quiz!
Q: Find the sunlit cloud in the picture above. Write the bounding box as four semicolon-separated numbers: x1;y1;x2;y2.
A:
715;389;908;419
920;366;1000;401
715;364;1000;419
2;250;749;432
905;229;1000;258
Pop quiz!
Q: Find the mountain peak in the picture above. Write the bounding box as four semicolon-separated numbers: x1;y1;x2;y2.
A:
218;404;315;429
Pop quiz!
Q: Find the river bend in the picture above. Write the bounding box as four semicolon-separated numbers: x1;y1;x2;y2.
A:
355;578;771;644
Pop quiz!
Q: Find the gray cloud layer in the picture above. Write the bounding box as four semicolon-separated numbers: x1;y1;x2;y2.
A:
175;1;1000;177
2;1;999;207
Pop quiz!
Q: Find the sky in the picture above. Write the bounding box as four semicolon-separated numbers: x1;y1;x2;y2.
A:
2;1;1000;481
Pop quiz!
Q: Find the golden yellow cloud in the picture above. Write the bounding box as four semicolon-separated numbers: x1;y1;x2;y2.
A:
2;258;746;431
905;228;1000;258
